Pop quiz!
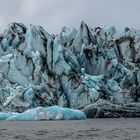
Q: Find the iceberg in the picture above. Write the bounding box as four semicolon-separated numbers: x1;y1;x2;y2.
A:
7;106;86;121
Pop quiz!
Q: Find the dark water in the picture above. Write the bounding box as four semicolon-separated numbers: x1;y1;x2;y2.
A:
0;118;140;140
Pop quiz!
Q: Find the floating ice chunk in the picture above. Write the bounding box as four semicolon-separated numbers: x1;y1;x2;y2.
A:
7;106;86;121
0;112;18;120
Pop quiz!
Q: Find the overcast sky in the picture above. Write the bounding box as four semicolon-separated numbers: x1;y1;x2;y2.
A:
0;0;140;33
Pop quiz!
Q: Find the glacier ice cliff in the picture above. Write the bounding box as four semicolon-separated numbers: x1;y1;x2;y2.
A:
0;22;140;119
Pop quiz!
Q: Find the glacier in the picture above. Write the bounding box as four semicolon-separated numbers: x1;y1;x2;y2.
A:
0;22;140;119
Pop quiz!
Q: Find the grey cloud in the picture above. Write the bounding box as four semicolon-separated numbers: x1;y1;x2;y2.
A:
0;0;140;33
